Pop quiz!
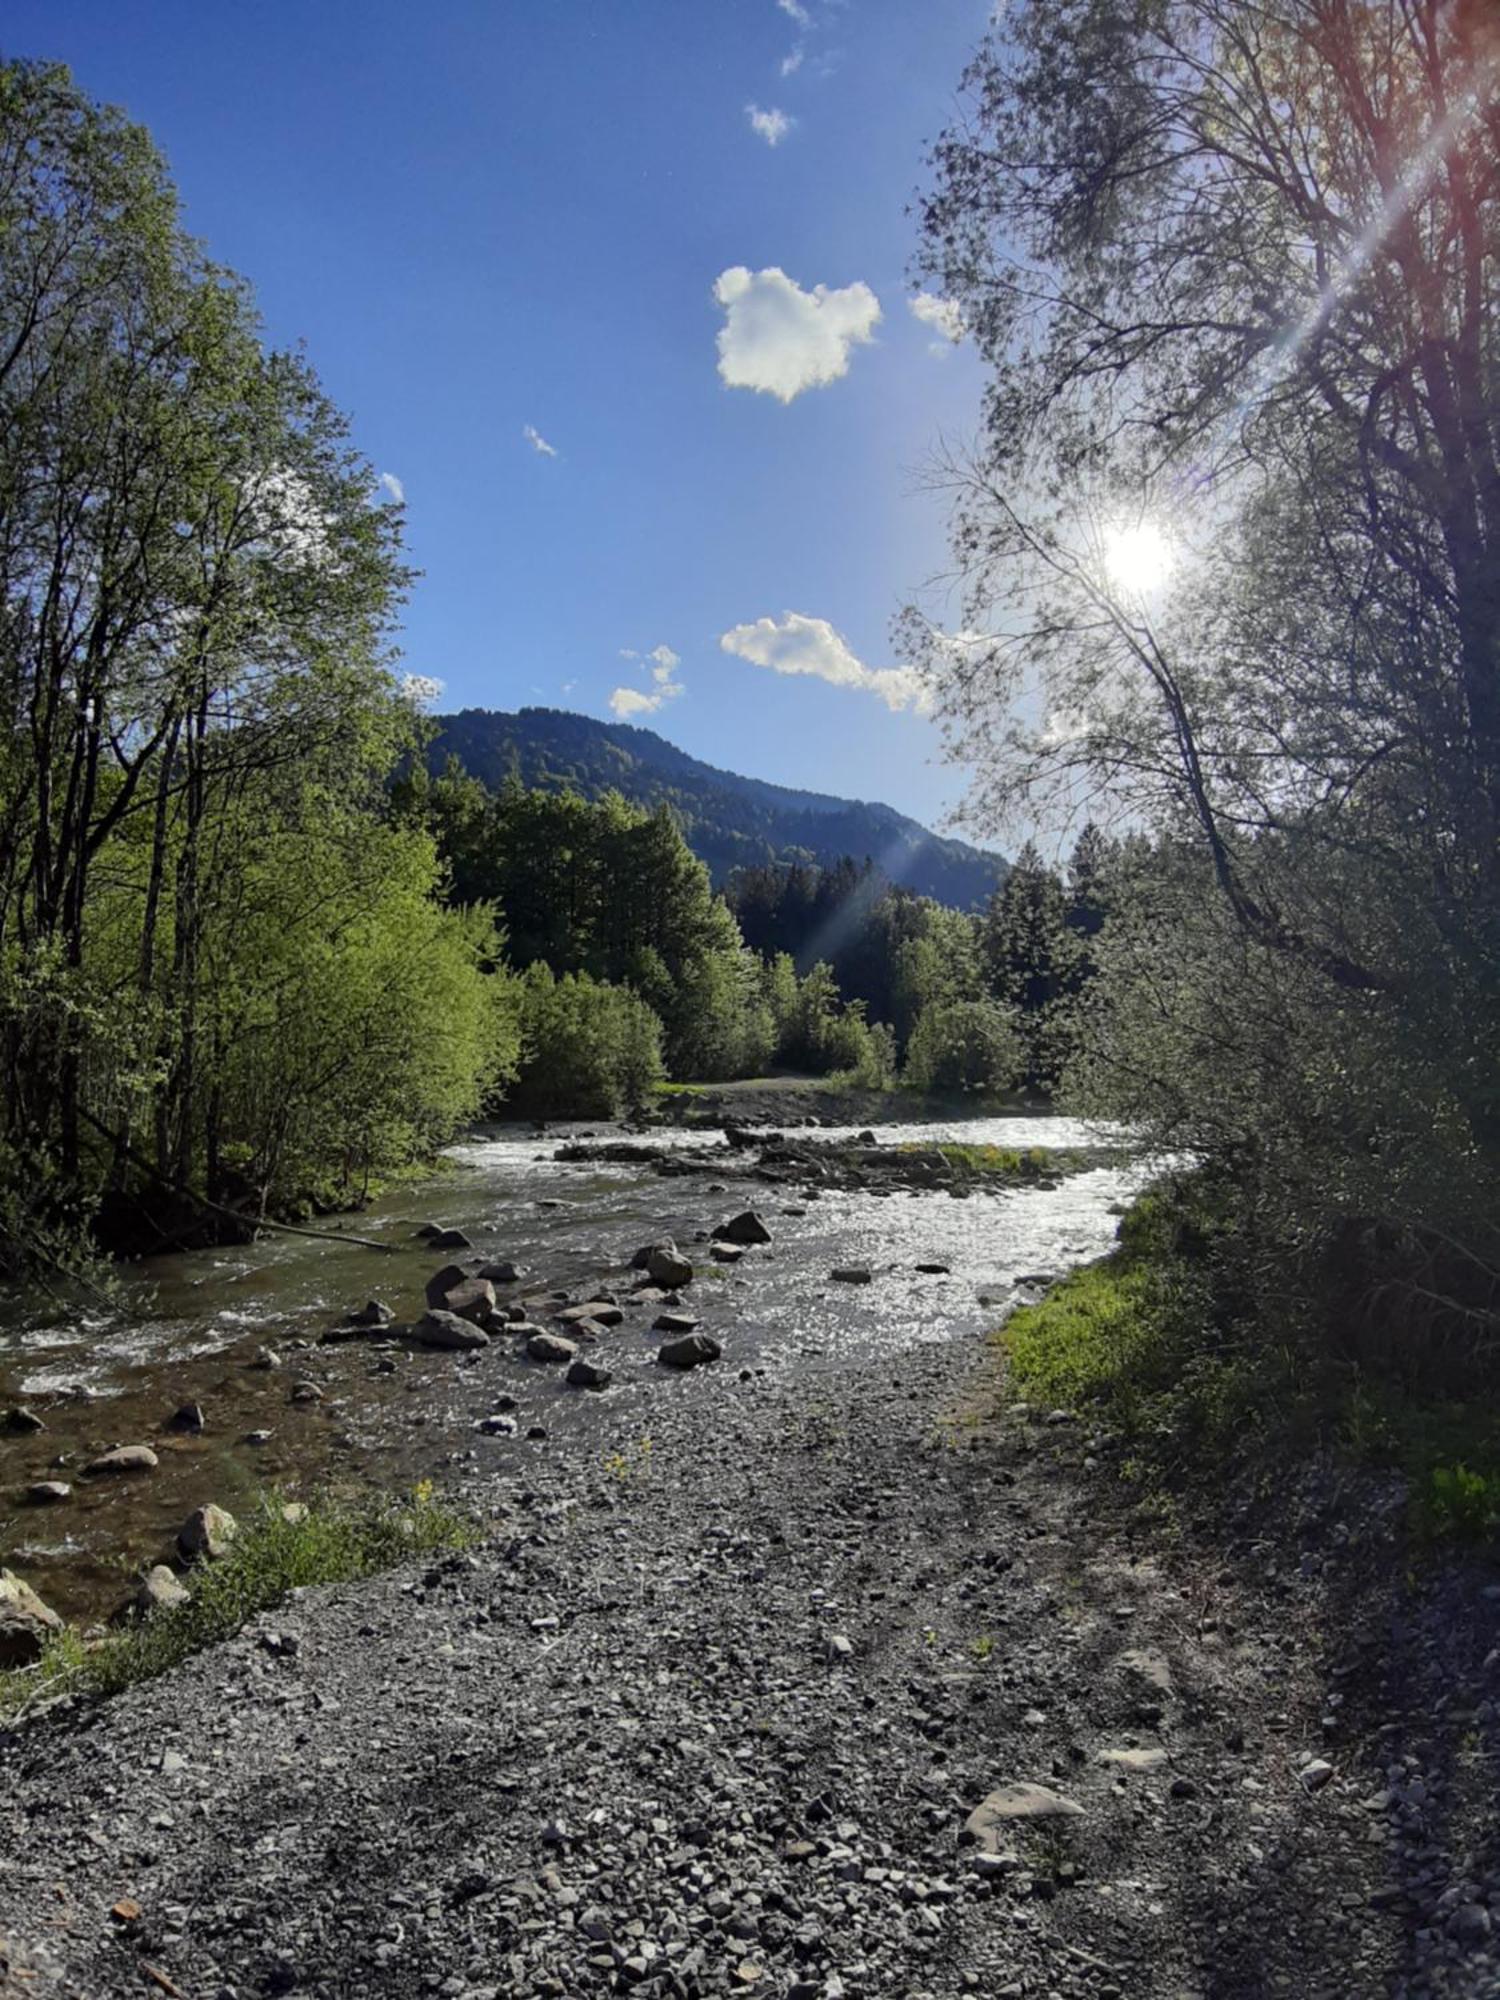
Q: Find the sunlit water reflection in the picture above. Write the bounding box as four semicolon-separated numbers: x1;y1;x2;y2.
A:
1;1116;1156;1619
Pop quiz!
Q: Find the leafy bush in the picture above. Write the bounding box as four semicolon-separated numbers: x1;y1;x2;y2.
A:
903;997;1022;1096
508;964;664;1118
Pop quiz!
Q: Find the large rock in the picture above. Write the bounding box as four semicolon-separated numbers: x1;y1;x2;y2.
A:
653;1310;699;1335
429;1228;473;1250
440;1276;497;1326
556;1301;623;1327
347;1298;393;1329
178;1503;238;1562
477;1259;521;1284
413;1310;490;1352
647;1242;694;1289
423;1263;471;1309
566;1356;612;1390
3;1406;45;1435
86;1444;159;1476
167;1401;206;1433
658;1331;722;1371
715;1210;772;1246
830;1267;873;1285
964;1784;1084;1853
527;1331;577;1364
23;1481;71;1506
134;1565;191;1616
0;1569;63;1667
709;1241;743;1264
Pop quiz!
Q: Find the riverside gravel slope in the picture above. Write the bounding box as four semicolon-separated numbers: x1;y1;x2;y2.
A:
5;1326;1500;2000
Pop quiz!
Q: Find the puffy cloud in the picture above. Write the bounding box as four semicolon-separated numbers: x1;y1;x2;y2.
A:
522;423;558;458
714;266;880;402
609;643;684;721
377;470;405;503
746;103;793;146
777;0;810;23
719;613;929;713
908;292;965;348
780;46;805;76
400;673;445;709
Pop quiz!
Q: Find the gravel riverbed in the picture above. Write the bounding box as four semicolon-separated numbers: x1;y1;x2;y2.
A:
6;1307;1500;2000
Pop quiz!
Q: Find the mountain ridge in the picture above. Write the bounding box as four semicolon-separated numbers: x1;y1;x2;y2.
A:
425;707;1006;909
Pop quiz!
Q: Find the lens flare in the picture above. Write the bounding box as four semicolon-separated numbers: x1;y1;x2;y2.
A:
1103;521;1174;595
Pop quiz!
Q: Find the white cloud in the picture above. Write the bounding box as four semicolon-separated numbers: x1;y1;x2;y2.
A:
780;46;805;76
714;266;881;402
608;643;684;721
747;103;793;146
377;470;405;504
908;292;965;348
523;424;558;458
720;612;930;712
400;673;445;710
777;0;810;23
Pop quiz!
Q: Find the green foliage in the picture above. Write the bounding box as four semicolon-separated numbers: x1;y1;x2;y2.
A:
0;1487;472;1723
903;997;1022;1096
509;964;664;1119
0;59;499;1270
1423;1465;1498;1546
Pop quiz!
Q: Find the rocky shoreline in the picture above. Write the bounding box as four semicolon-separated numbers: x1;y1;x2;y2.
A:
5;1259;1500;1999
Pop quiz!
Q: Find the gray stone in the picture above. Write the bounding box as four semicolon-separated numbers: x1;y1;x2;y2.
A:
566;1356;612;1390
830;1267;873;1285
348;1299;393;1328
289;1379;324;1404
167;1401;206;1433
413;1310;490;1352
527;1331;577;1364
86;1444;159;1476
964;1785;1085;1852
135;1565;191;1615
440;1276;497;1326
556;1301;623;1327
709;1242;744;1264
476;1414;517;1436
647;1242;694;1289
1299;1758;1336;1792
424;1263;471;1309
178;1503;238;1562
0;1568;63;1666
653;1311;700;1335
476;1260;521;1284
429;1228;473;1250
658;1331;722;1370
23;1481;71;1506
1099;1746;1170;1773
715;1210;772;1246
3;1407;44;1435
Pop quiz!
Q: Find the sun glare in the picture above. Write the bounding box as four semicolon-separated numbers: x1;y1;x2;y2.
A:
1103;520;1174;596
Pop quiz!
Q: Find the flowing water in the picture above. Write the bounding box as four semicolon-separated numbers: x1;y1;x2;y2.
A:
0;1115;1152;1623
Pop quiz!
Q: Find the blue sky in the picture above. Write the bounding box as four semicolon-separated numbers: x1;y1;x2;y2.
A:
7;1;997;832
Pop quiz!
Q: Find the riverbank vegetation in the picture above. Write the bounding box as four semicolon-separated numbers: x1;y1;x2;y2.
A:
0;1485;472;1725
919;2;1500;1476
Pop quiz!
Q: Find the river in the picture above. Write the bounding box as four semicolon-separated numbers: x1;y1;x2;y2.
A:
1;1114;1151;1623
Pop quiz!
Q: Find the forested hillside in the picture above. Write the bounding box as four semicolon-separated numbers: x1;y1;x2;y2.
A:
424;707;1007;908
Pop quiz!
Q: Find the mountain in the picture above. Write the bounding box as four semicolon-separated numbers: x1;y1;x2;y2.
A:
424;707;1007;909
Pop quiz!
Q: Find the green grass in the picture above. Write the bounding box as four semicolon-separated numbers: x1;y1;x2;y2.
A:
991;1191;1500;1547
910;1141;1059;1178
0;1485;474;1726
654;1081;709;1098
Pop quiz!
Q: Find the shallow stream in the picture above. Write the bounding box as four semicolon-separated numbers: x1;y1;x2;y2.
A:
1;1114;1151;1622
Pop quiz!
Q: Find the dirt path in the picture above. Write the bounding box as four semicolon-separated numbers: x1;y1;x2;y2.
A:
3;1330;1499;1999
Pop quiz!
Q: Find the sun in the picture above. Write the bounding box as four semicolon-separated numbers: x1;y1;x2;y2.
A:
1103;520;1174;596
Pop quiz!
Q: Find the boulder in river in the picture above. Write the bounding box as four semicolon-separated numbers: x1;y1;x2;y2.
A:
3;1407;45;1436
440;1276;497;1326
429;1227;473;1250
709;1242;743;1264
86;1444;159;1476
646;1242;694;1289
565;1356;612;1391
24;1481;71;1506
413;1310;490;1352
527;1331;577;1364
715;1210;772;1246
830;1267;873;1285
178;1503;238;1562
423;1263;471;1309
476;1260;521;1284
658;1331;722;1371
556;1301;623;1327
0;1569;63;1666
167;1400;207;1433
347;1298;393;1328
653;1311;699;1335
